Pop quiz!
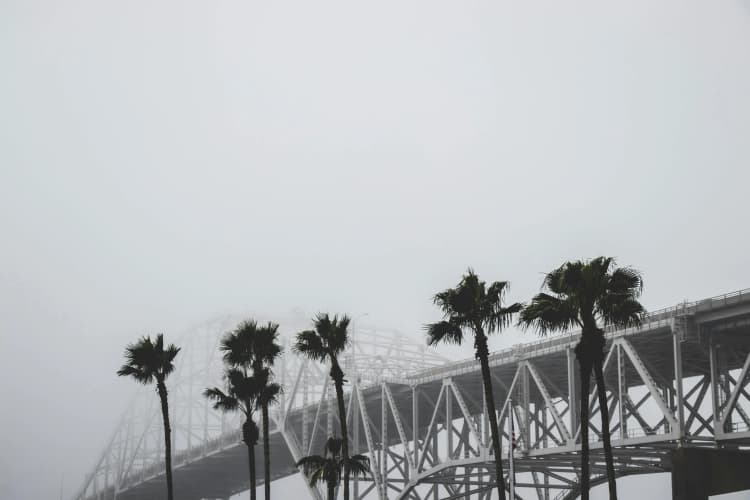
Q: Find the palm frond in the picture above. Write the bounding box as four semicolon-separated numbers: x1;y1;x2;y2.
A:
116;364;152;384
225;367;247;387
347;454;371;477
589;256;615;283
257;381;283;407
296;455;327;470
431;269;474;317
161;343;180;377
327;314;351;354
299;453;340;488
220;321;256;366
314;313;333;335
118;333;180;384
424;320;464;346
311;313;351;355
203;387;240;412
122;336;157;371
519;293;580;335
598;296;647;329
486;301;523;333
582;256;616;301
219;332;246;366
296;455;330;486
607;267;643;296
543;265;566;295
253;322;283;368
226;367;264;404
293;329;328;362
437;269;483;318
235;319;259;336
432;288;460;316
544;261;585;297
311;467;329;487
485;280;509;305
432;280;469;329
154;333;164;352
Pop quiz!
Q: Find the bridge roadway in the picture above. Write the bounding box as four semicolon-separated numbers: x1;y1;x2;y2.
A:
77;289;750;500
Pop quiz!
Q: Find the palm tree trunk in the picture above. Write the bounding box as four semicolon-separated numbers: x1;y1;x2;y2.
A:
331;359;350;500
578;354;592;500
475;333;507;500
156;380;174;500
328;481;336;500
595;359;618;499
243;417;259;500
262;403;271;500
248;442;257;500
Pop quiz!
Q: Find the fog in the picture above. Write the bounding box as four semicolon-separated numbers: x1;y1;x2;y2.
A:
1;0;749;498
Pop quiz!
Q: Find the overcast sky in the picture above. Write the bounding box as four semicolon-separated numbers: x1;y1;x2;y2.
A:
2;0;750;499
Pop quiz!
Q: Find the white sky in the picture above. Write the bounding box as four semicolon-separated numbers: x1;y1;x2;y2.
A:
1;0;750;498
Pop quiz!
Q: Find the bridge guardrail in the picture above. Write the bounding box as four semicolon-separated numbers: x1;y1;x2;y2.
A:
730;422;750;433
410;288;750;384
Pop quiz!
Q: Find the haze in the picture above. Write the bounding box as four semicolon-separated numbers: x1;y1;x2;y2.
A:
1;0;749;498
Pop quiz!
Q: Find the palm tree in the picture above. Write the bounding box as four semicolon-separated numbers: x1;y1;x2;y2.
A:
294;314;353;500
425;269;522;500
117;334;180;500
519;257;645;500
220;321;283;500
204;368;263;500
296;437;370;500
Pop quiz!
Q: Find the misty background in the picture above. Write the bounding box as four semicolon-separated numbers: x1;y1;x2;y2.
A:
2;0;749;498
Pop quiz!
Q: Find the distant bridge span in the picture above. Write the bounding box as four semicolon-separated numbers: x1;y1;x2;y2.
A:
75;289;750;500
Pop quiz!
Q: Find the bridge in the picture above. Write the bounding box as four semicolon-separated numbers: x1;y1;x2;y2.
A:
74;289;750;500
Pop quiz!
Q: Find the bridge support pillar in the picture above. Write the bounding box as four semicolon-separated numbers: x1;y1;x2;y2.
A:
671;447;750;499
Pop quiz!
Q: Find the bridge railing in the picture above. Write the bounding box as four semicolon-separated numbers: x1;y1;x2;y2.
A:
409;288;750;384
730;422;750;433
404;308;675;383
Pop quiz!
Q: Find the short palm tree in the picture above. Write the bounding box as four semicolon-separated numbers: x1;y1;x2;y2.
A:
117;334;180;500
220;321;283;500
297;437;370;500
519;257;645;500
294;314;353;500
204;368;263;500
425;269;522;500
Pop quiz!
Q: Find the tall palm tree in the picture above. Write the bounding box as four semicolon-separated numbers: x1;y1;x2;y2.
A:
519;257;645;500
425;269;522;500
204;368;263;500
220;321;283;500
294;314;353;500
297;437;370;500
117;334;180;500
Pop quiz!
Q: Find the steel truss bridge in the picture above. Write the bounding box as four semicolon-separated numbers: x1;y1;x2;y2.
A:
75;289;750;500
